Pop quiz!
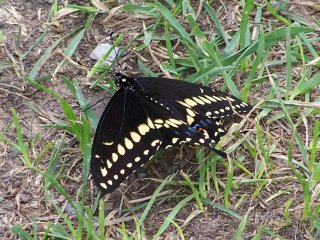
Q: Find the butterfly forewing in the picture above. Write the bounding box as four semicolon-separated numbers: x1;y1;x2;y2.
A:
91;89;162;194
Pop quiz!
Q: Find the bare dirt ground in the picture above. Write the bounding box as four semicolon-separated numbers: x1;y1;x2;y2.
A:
1;0;319;239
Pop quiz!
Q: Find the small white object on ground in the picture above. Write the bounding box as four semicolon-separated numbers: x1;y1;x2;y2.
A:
90;43;120;65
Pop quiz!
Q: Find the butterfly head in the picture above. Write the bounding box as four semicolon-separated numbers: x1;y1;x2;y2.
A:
114;73;132;88
114;73;145;92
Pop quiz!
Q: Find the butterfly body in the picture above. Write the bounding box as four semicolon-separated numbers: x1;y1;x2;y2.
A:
91;73;252;194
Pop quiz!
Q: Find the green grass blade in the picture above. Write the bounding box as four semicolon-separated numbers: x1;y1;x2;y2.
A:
98;199;105;240
54;13;96;74
224;157;234;208
310;120;320;171
285;27;292;100
80;115;92;186
45;136;65;189
239;0;254;69
137;175;173;229
87;33;124;79
201;197;242;220
221;27;314;67
242;25;265;101
21;2;56;60
154;2;194;47
203;2;228;44
60;75;98;130
11;108;31;167
235;207;252;240
180;171;204;211
11;225;34;240
266;1;291;25
291;72;320;99
153;195;193;239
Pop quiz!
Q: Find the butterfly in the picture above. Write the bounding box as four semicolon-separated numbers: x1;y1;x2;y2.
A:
91;73;252;194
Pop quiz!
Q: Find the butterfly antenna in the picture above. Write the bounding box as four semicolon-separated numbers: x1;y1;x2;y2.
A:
83;96;110;112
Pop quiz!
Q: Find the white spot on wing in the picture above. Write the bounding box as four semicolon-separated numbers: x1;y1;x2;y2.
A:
107;160;112;169
124;138;133;150
151;139;160;147
169;118;183;125
166;120;178;128
186;108;196;117
154;119;164;124
192;96;205;105
227;96;235;102
101;167;108;177
172;138;179;144
138;124;150;135
112;153;118;162
100;183;108;189
118;144;126;155
205;95;216;102
184;98;197;107
177;100;191;108
199;96;211;104
187;115;194;125
218;128;224;133
147;118;155;129
130;131;141;143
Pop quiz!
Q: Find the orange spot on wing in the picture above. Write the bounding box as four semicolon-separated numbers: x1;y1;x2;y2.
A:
196;126;205;134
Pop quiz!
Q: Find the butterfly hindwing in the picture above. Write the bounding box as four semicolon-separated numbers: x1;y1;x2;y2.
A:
140;97;213;151
139;76;252;120
91;89;162;194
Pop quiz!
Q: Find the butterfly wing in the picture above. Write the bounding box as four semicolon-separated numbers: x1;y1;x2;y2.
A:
134;76;251;147
91;89;163;194
139;76;252;120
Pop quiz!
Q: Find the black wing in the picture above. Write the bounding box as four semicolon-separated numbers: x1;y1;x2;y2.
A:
137;76;251;145
139;76;252;120
91;89;163;194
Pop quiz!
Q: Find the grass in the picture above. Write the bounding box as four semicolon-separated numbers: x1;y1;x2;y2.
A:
1;0;320;239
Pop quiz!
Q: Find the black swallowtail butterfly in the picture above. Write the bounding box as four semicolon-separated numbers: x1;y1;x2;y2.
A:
91;73;252;194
